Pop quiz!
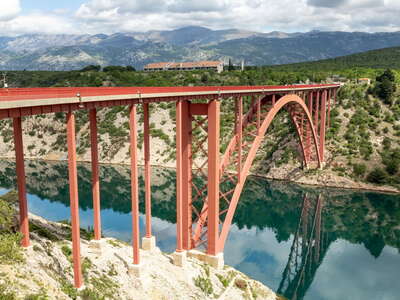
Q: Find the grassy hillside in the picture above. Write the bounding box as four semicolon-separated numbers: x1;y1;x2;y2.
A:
266;47;400;71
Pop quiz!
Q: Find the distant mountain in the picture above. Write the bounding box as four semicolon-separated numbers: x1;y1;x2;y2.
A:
1;26;400;71
269;46;400;70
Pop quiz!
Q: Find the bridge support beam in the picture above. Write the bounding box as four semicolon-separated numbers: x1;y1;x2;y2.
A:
305;92;313;163
236;97;243;181
66;111;83;288
89;108;101;241
142;103;156;251
181;101;192;250
173;100;188;266
207;99;221;257
319;91;327;164
129;105;140;267
13;117;30;248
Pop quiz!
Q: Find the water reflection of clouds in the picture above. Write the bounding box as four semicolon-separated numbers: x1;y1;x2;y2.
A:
28;192;178;252
224;225;293;291
307;239;400;300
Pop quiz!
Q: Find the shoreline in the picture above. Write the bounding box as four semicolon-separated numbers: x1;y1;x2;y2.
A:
1;156;399;195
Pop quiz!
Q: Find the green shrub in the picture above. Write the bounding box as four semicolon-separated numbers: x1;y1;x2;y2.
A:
367;168;387;184
194;275;213;296
0;233;24;264
353;163;367;178
0;281;16;300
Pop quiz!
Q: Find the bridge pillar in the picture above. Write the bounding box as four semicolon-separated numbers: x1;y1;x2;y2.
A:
173;100;188;266
305;92;313;163
142;102;157;251
129;105;140;268
319;90;327;164
89;108;101;241
181;101;192;250
207;99;221;257
13;117;30;248
66;111;83;288
204;98;224;269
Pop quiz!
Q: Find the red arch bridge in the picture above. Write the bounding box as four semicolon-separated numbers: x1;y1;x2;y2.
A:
0;84;339;288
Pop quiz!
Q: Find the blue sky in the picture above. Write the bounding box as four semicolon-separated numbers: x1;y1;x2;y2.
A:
1;0;400;35
21;0;83;13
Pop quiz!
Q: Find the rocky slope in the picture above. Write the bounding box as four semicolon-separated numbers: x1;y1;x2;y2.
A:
2;27;400;70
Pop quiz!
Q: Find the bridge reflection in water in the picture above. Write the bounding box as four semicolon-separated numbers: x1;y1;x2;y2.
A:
0;159;399;300
278;194;332;300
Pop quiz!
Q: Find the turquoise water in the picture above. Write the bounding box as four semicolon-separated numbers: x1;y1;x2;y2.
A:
0;159;399;300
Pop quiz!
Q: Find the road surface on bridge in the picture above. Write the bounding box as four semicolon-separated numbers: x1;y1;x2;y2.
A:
0;84;338;109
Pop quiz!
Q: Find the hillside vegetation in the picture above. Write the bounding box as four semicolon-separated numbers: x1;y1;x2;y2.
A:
1;60;400;191
266;47;400;71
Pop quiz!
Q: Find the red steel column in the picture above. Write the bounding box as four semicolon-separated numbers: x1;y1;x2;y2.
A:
236;96;243;181
129;105;140;264
305;92;313;162
181;101;192;250
13;117;30;248
326;89;331;128
89;109;101;240
257;96;261;133
66;112;83;288
143;103;152;238
207;99;220;256
319;90;327;163
314;91;320;136
175;100;184;253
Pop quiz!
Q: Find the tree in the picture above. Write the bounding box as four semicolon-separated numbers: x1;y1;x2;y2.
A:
126;66;136;72
374;69;396;105
80;65;101;72
227;59;235;71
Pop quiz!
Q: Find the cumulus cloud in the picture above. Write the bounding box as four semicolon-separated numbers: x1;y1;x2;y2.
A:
0;13;79;35
0;0;21;21
0;0;400;35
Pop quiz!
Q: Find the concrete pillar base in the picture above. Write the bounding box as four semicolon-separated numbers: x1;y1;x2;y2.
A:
89;239;104;255
187;249;206;261
128;263;141;278
319;161;326;170
141;236;156;251
76;285;86;292
187;250;224;269
205;253;224;270
172;251;187;267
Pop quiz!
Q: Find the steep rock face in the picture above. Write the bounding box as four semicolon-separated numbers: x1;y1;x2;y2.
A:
1;27;400;70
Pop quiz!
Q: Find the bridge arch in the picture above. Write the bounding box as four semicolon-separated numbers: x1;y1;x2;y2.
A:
217;93;323;250
265;93;322;169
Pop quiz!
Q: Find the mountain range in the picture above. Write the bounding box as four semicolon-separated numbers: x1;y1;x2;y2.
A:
1;26;400;71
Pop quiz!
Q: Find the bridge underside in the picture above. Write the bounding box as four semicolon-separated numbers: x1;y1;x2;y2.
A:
0;84;338;288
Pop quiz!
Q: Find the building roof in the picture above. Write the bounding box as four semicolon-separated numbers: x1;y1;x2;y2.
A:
144;61;222;69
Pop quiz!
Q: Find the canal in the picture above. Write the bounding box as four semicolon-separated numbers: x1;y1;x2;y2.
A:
0;159;399;300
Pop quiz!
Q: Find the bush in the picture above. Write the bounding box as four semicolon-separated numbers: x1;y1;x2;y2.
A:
367;168;387;184
353;163;367;178
0;232;24;264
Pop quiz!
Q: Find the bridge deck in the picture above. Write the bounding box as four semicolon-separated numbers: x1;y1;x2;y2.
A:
0;84;338;110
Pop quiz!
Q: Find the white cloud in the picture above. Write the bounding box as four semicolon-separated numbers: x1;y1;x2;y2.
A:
0;13;79;35
0;0;400;35
0;0;21;21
